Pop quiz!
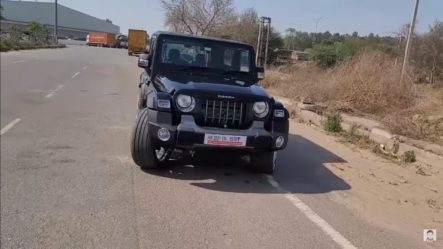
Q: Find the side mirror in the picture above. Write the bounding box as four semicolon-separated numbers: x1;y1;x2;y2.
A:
138;53;150;68
257;67;265;80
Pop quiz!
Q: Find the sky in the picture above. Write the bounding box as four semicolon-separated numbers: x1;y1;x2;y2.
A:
52;0;442;36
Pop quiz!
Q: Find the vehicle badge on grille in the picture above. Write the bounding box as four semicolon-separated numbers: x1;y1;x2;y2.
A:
217;95;235;99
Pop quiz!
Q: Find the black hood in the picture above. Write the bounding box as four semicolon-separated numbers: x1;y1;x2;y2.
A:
154;74;270;101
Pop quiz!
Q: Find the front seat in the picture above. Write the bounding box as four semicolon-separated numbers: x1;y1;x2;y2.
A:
194;54;206;67
168;49;185;64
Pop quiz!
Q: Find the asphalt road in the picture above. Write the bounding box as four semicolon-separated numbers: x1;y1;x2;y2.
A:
0;46;429;249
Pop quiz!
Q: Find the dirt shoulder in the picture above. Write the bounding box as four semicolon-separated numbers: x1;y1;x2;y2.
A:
289;119;443;246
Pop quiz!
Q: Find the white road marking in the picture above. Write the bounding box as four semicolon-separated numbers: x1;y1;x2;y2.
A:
45;85;64;98
71;72;80;79
13;60;26;64
82;66;88;70
265;175;358;249
1;118;22;136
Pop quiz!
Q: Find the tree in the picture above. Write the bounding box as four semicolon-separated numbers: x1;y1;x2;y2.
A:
284;28;296;50
413;21;443;83
162;0;234;35
308;41;353;67
9;25;22;43
28;22;48;44
210;8;259;47
267;28;284;63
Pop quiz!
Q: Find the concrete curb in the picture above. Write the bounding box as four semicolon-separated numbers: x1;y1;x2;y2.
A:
275;96;443;168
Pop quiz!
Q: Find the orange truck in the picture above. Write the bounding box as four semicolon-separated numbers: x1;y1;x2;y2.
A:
128;29;148;56
86;32;116;47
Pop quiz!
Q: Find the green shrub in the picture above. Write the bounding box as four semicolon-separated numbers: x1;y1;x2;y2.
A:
0;37;12;51
0;36;65;52
402;151;416;163
308;42;353;67
324;113;342;132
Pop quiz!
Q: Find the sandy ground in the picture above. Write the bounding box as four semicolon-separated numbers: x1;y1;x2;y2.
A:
290;120;443;246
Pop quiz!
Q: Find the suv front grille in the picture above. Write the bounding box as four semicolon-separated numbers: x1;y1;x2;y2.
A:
201;99;246;129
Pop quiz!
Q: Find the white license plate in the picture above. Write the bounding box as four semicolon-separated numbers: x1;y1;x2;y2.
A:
204;134;247;147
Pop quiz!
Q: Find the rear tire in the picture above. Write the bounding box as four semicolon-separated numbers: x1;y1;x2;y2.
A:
130;109;170;169
250;151;277;174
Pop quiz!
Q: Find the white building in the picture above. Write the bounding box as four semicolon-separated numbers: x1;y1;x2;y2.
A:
0;0;120;38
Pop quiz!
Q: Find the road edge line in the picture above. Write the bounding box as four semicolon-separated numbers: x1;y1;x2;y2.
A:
45;85;64;98
1;118;22;136
72;72;80;79
265;175;358;249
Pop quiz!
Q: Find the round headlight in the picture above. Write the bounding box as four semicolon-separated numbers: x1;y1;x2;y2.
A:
253;101;269;118
176;94;195;112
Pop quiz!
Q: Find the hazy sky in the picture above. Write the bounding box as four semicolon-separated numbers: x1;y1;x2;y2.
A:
54;0;442;36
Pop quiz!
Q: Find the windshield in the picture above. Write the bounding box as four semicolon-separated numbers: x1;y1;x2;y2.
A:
158;37;253;74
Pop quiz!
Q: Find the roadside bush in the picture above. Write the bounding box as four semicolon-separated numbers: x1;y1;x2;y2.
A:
324;113;342;132
265;50;415;115
402;151;416;163
308;42;353;67
0;37;12;51
0;36;65;52
332;51;415;114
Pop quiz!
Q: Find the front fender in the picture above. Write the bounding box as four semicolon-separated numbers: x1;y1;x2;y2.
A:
272;101;289;136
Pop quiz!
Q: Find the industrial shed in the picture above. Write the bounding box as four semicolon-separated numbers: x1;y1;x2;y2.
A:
0;0;120;38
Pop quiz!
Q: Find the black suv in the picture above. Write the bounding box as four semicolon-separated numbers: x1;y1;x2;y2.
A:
131;32;289;174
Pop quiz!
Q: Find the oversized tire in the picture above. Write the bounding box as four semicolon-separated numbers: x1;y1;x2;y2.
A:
250;151;277;174
130;109;170;169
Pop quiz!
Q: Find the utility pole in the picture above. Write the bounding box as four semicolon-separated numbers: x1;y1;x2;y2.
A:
401;0;420;83
256;17;271;68
54;0;58;44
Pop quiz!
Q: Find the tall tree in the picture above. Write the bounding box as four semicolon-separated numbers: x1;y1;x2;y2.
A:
162;0;234;35
0;3;4;20
413;21;443;83
210;8;259;47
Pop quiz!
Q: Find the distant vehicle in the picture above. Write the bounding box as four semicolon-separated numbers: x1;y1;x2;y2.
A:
114;34;128;49
128;29;148;56
86;32;116;47
275;49;310;64
131;32;289;174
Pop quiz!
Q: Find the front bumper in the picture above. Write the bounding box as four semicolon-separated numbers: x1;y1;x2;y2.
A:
148;113;288;151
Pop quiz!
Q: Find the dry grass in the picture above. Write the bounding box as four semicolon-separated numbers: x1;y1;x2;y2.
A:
382;84;443;143
264;51;443;144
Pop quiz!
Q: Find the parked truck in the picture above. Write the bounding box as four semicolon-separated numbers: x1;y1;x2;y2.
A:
128;29;148;56
86;32;116;47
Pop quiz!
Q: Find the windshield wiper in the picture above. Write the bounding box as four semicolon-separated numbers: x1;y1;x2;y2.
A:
222;70;250;75
173;66;222;76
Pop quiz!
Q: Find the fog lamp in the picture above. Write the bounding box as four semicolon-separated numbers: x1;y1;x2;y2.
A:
275;136;285;148
157;128;171;142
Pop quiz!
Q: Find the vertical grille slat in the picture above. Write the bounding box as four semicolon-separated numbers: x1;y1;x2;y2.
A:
226;101;230;125
232;102;237;126
219;101;223;123
239;102;243;125
212;100;215;123
205;99;209;123
201;98;247;129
